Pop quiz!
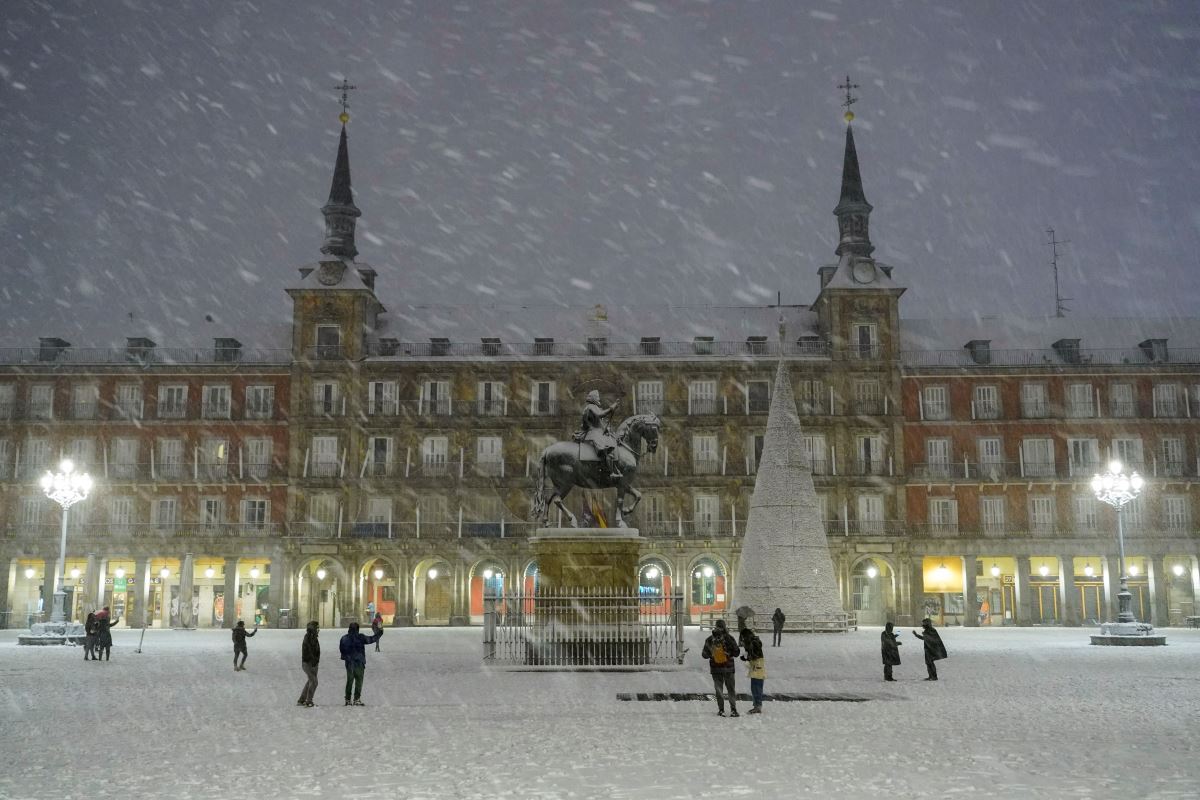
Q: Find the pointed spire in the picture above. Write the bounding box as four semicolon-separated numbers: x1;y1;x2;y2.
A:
320;123;362;260
833;123;874;258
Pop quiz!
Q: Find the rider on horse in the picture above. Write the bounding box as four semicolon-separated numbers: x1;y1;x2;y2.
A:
574;390;622;479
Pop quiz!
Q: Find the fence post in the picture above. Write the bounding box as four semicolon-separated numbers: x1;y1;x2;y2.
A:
483;591;496;662
673;591;685;664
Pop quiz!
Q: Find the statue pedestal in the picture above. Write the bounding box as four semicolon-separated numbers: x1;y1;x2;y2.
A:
526;527;649;666
532;527;642;592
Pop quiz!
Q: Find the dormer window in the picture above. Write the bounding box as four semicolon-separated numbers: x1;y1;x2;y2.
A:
534;338;554;356
1140;339;1168;362
965;340;991;365
481;337;502;357
429;337;450;357
214;338;242;363
1052;338;1081;364
587;337;607;356
693;336;714;355
640;337;661;356
746;336;768;355
38;338;70;362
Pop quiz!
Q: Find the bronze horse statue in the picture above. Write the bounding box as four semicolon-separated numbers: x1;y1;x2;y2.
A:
531;413;662;528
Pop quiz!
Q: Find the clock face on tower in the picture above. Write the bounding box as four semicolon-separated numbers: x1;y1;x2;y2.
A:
851;259;877;284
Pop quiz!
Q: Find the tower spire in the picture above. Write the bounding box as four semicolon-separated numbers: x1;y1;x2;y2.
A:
320;79;361;260
833;76;874;258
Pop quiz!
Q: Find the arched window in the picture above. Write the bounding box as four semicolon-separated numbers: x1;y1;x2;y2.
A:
691;559;723;606
639;560;669;597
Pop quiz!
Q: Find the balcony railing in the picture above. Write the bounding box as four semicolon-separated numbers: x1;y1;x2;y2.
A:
201;403;231;420
824;520;906;536
421;460;449;477
0;346;289;366
475;460;504;477
418;399;453;416
70;403;98;420
1021;401;1049;419
309;461;340;478
366;461;396;478
157;404;187;420
688;399;722;416
1108;401;1137;418
692;457;720;476
4;522;282;538
475;400;506;417
852;459;889;477
854;400;885;416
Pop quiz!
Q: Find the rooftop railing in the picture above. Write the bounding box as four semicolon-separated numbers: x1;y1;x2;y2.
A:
364;338;832;360
902;346;1200;369
0;347;290;366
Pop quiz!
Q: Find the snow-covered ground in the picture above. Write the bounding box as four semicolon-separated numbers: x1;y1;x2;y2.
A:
1;626;1197;799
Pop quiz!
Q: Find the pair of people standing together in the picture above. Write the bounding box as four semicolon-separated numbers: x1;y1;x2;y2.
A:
702;620;767;716
881;618;947;681
297;620;383;708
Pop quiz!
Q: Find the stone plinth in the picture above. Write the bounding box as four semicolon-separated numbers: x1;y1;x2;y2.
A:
525;527;649;666
1090;621;1168;647
18;621;86;646
531;527;642;593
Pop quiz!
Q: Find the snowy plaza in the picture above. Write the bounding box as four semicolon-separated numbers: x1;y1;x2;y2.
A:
2;626;1198;799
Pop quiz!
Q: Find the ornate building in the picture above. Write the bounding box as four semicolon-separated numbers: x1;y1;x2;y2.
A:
1;114;1197;630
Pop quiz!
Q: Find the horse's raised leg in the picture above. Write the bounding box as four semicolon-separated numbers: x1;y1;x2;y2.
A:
613;491;627;528
621;486;643;516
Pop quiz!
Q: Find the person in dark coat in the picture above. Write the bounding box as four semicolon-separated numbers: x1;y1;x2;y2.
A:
83;612;98;661
339;621;382;706
232;620;257;671
881;621;902;681
912;618;947;680
372;612;384;652
94;606;119;661
739;626;767;713
297;621;320;707
700;619;741;717
770;608;785;647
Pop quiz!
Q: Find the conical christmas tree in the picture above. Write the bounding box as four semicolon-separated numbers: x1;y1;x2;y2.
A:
733;359;844;621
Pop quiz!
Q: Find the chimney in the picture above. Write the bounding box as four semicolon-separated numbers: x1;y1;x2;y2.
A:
125;337;156;364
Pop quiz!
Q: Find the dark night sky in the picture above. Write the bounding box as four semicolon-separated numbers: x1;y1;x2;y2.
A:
1;0;1198;347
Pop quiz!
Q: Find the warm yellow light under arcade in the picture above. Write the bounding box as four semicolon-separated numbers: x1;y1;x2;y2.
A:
923;557;963;593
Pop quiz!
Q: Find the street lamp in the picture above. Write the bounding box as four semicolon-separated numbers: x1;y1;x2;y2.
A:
40;459;93;623
866;565;878;579
373;568;384;580
1092;460;1145;624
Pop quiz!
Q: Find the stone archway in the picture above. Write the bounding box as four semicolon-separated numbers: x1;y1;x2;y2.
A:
356;555;403;625
467;558;509;624
849;554;898;625
295;558;350;629
686;555;729;619
411;556;454;625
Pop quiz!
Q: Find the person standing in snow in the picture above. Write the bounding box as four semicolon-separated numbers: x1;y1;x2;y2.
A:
232;620;257;671
297;621;320;707
739;626;767;714
83;611;98;661
770;608;785;647
339;621;382;706
94;606;119;661
881;621;902;681
371;611;384;652
701;619;741;717
912;618;947;681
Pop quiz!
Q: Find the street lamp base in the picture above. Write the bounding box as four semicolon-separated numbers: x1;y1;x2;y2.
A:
1090;620;1167;646
49;589;68;624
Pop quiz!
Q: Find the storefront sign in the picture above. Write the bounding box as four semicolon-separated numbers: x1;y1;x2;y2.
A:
114;577;128;592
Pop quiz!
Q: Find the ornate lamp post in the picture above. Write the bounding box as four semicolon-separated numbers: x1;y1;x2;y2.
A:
1091;460;1144;624
40;459;93;623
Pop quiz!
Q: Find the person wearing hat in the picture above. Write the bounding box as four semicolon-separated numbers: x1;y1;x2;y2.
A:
575;389;622;479
912;618;947;681
701;619;741;717
738;626;767;714
297;621;321;707
339;621;383;706
232;620;258;671
880;621;902;681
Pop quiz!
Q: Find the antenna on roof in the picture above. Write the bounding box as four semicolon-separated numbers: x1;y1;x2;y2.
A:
1046;227;1072;317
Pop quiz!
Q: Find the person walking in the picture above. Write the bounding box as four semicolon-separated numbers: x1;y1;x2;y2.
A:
94;606;120;662
701;619;741;717
83;611;98;661
232;620;258;671
739;626;767;714
371;612;384;652
881;621;902;681
297;621;320;707
339;621;383;706
770;608;785;647
912;618;947;681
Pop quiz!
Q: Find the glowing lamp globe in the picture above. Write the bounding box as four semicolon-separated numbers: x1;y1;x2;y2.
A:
1173;564;1185;577
315;568;326;580
249;568;260;580
70;568;81;579
990;564;1001;578
866;566;878;579
205;567;215;579
114;568;126;579
24;567;35;579
428;568;438;580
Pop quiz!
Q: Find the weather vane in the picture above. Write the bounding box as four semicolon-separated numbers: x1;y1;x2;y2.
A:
335;78;356;125
838;74;860;123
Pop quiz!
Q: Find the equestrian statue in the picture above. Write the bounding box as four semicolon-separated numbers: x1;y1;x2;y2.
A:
531;389;662;528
